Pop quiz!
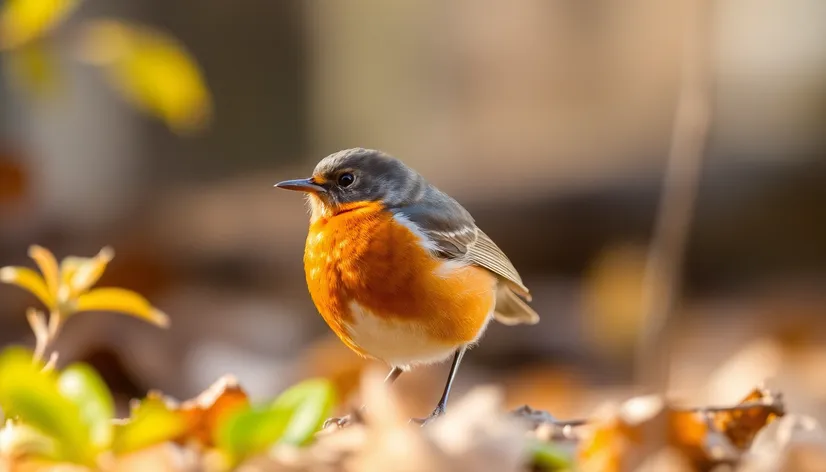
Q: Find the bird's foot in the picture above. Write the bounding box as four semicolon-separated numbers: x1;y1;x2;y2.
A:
322;415;353;429
410;404;446;427
323;406;365;429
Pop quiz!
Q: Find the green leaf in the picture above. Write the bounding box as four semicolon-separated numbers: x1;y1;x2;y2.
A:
530;441;574;471
215;379;336;462
0;347;94;464
270;379;336;446
214;405;283;462
111;394;187;455
58;363;115;449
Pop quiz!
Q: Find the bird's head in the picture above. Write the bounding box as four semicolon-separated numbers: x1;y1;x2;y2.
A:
275;148;424;219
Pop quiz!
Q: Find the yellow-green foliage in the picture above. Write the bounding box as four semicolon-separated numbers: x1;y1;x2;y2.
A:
0;246;336;471
0;0;212;134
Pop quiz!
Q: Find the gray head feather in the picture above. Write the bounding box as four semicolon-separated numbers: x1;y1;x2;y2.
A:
312;148;431;208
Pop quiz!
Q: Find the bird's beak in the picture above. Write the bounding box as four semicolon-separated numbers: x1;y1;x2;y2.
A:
274;178;327;193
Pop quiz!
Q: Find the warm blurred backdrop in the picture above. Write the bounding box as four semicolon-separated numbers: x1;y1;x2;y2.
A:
2;0;826;425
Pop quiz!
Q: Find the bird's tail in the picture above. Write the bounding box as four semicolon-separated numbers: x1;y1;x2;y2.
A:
493;283;540;325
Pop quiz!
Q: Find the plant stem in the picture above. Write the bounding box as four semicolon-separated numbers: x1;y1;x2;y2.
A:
33;310;63;365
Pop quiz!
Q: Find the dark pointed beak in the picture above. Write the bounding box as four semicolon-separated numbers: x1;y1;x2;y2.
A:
274;178;327;193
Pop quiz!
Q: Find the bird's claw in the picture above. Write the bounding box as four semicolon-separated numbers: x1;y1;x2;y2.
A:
323;414;353;429
323;406;366;429
410;405;446;427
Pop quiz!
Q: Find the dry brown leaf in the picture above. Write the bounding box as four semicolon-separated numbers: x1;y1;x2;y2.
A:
670;410;712;466
578;396;670;472
741;414;826;472
177;375;250;447
711;388;784;450
112;375;250;454
578;394;753;472
268;369;530;472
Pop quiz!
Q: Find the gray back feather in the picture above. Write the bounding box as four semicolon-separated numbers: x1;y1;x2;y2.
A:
389;182;531;299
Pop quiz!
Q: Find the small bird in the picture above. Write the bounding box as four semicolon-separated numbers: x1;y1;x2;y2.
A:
276;148;539;425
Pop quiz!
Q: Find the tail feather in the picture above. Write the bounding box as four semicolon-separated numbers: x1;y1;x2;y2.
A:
493;284;539;326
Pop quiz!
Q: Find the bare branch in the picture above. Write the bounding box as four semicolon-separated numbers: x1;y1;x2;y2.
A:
636;0;714;392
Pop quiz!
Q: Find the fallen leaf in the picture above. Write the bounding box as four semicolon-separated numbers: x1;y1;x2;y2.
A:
744;414;826;472
578;394;746;471
712;388;784;450
110;393;186;455
215;378;335;464
179;375;249;448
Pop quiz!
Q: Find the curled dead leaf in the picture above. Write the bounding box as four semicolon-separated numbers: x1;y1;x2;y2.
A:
178;375;249;448
711;387;784;450
577;388;781;472
111;375;249;455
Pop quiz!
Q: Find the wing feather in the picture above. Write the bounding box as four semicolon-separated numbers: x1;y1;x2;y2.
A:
390;187;532;300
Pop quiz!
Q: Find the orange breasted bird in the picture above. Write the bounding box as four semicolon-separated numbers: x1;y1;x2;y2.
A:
276;148;539;424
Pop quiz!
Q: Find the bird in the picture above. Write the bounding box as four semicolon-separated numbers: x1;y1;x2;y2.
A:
275;148;539;425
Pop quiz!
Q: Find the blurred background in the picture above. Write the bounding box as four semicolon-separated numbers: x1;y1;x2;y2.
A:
2;0;826;424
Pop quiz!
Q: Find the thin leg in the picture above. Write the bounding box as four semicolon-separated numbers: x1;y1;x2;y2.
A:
412;345;467;426
322;366;405;429
385;366;404;385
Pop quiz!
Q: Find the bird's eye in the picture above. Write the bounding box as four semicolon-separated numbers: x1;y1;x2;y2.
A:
337;172;355;187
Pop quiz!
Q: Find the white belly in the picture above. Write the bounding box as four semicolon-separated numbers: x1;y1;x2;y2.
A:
345;301;490;368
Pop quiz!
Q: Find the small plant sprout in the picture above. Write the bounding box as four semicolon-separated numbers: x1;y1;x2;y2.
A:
0;245;169;364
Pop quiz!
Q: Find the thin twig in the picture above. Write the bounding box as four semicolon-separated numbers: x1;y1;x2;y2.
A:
511;398;785;430
26;309;49;362
27;308;63;366
636;0;713;393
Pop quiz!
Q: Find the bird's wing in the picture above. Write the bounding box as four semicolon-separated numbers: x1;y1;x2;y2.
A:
391;189;532;301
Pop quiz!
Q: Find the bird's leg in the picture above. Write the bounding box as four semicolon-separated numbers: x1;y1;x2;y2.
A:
384;366;404;384
412;345;467;426
323;366;404;429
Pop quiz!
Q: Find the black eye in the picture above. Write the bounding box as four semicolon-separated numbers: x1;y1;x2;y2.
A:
337;172;355;187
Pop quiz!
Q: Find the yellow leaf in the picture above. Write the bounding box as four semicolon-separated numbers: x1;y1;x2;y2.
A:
111;394;186;455
75;288;169;327
0;0;81;50
75;20;212;134
28;245;59;298
67;246;113;295
0;266;53;308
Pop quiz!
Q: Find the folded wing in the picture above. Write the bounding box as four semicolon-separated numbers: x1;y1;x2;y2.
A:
391;188;539;325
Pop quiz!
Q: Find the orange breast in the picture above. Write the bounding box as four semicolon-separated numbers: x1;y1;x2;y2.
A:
303;201;496;361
